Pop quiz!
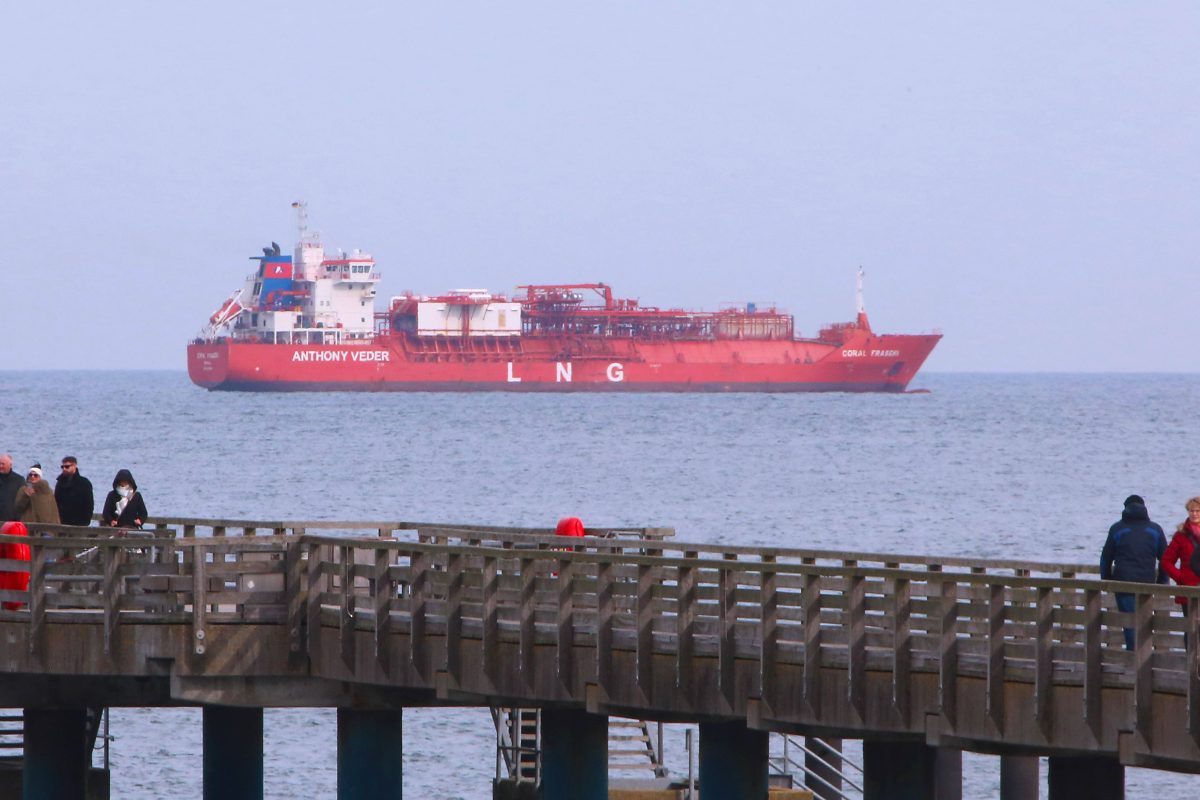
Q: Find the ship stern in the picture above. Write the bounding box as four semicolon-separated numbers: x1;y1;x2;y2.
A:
187;341;230;389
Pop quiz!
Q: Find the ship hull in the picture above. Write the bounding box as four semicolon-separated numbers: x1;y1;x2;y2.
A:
188;331;940;393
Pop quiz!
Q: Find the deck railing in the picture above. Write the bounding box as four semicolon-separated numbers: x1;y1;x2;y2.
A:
2;518;1199;761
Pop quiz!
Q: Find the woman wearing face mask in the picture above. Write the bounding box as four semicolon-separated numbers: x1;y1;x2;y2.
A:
101;469;148;529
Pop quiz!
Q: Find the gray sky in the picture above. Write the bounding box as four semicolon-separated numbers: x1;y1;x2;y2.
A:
2;3;1197;372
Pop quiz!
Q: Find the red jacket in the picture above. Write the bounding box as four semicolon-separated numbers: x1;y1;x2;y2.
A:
1161;527;1200;607
0;521;31;611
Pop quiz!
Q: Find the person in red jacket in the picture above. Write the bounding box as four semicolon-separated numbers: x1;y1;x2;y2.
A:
0;521;31;610
1161;496;1200;611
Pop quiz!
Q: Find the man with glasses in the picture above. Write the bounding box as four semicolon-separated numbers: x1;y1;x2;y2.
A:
54;456;94;527
0;454;23;522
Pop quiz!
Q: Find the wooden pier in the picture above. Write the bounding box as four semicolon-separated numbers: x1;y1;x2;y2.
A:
2;516;1199;799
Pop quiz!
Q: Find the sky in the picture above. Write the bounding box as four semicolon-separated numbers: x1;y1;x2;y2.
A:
1;2;1197;372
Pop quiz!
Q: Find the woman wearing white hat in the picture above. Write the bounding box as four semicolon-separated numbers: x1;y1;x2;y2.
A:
14;465;61;526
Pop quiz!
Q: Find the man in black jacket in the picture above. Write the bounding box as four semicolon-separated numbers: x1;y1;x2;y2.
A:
1099;494;1167;650
54;456;94;527
0;454;24;522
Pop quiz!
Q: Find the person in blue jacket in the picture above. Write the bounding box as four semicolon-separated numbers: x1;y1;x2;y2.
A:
1099;494;1167;650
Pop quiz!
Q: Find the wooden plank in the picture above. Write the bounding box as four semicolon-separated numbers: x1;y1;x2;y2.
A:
191;544;207;657
409;550;427;679
306;542;324;665
482;555;499;688
1034;586;1053;736
938;579;958;728
1134;591;1153;747
637;562;655;703
803;572;822;716
1083;588;1102;741
892;576;911;724
597;558;614;697
1189;598;1200;744
520;557;536;688
339;546;355;672
846;573;865;721
102;545;122;656
374;547;392;672
676;554;698;698
719;555;737;711
761;556;778;711
446;552;464;685
986;583;1005;732
557;559;576;691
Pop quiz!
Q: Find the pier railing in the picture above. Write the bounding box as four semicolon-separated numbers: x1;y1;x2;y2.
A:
2;518;1199;770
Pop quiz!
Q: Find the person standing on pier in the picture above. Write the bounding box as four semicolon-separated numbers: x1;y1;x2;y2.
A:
0;455;24;522
14;466;61;526
54;456;94;526
101;469;147;529
1161;497;1200;624
1100;494;1168;650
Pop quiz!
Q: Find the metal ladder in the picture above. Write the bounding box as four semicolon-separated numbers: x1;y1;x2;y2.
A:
494;710;668;786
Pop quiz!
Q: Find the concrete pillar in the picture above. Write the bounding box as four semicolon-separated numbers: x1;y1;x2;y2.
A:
699;720;769;800
1000;755;1040;800
805;736;842;800
203;706;263;800
540;709;607;800
863;740;945;800
337;708;403;800
1048;755;1123;800
22;707;89;800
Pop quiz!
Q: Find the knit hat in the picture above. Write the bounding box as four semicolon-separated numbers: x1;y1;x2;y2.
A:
27;466;42;480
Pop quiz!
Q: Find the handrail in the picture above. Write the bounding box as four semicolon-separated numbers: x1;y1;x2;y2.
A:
5;526;1200;769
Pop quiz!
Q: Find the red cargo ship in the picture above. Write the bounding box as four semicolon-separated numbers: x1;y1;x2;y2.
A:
188;206;940;392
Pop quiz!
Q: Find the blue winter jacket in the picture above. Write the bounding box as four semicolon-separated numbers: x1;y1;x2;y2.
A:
1099;502;1167;584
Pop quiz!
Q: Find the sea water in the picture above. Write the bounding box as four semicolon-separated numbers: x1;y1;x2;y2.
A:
4;370;1199;798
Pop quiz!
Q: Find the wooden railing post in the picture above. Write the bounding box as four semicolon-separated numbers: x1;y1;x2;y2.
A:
557;558;576;692
1134;591;1154;747
675;553;697;698
938;578;958;728
285;539;306;667
760;556;778;712
101;544;123;656
373;547;392;673
802;571;822;717
1034;586;1053;737
191;542;207;657
597;557;614;699
846;573;866;722
1083;588;1103;741
637;562;656;703
27;539;46;660
1188;597;1200;744
719;554;738;711
409;550;427;679
445;552;464;686
892;575;911;725
482;555;499;689
986;582;1006;734
519;556;536;689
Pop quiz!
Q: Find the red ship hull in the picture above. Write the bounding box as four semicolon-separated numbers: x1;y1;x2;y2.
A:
188;330;940;392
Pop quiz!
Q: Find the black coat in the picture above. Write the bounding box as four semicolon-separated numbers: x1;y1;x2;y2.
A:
55;473;95;527
101;490;147;528
0;471;25;521
1100;502;1167;584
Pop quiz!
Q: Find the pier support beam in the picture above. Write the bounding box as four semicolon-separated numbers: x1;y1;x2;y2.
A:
203;706;263;800
1048;755;1123;800
805;736;842;800
22;707;89;800
699;720;768;800
863;741;961;800
541;709;608;800
337;708;403;800
1000;755;1040;800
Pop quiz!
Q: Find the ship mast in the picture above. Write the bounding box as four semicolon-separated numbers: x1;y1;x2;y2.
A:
292;200;310;242
856;266;871;331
